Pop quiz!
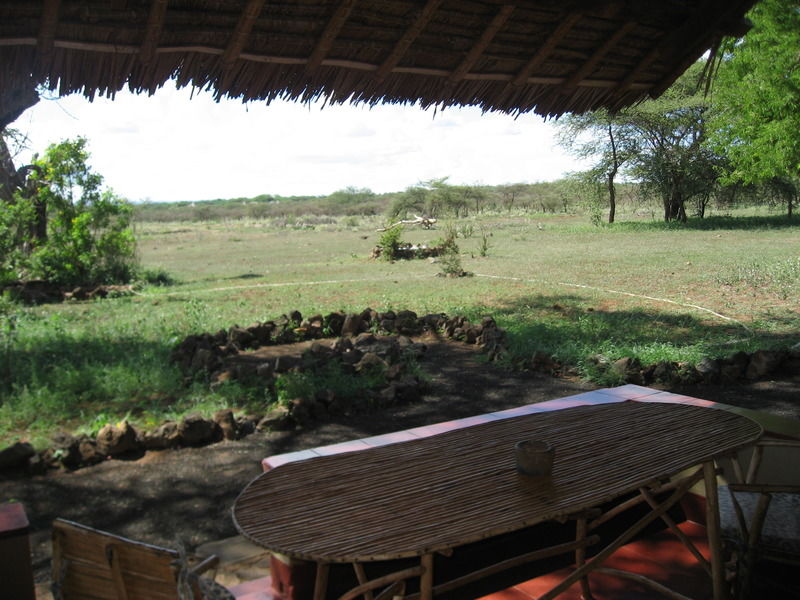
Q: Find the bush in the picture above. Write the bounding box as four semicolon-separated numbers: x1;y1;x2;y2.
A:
477;228;492;257
438;247;464;276
377;225;404;261
2;138;138;287
436;226;464;276
274;361;385;404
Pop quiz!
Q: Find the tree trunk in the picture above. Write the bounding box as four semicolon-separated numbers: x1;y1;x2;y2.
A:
607;170;616;224
606;124;619;224
0;85;39;131
697;195;707;218
663;176;687;222
664;193;683;221
678;201;687;222
1;132;48;245
0;132;21;203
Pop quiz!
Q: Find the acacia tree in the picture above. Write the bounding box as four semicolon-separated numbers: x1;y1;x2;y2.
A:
557;64;723;222
556;111;636;223
497;183;529;212
389;178;478;219
709;0;800;217
628;79;723;222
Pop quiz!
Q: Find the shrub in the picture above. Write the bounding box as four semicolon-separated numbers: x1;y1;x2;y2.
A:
2;138;138;287
438;247;464;276
458;223;474;238
274;361;386;404
477;228;492;257
377;225;404;261
437;227;464;276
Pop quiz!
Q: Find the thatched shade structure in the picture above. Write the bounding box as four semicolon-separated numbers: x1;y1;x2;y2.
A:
0;0;756;129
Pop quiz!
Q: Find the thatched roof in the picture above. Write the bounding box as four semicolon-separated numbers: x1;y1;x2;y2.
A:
0;0;756;128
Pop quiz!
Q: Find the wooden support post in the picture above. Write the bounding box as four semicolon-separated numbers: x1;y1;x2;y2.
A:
353;563;375;600
539;470;699;600
339;566;423;600
420;553;434;600
703;460;729;600
575;516;594;600
431;536;600;596
313;562;330;600
640;488;711;574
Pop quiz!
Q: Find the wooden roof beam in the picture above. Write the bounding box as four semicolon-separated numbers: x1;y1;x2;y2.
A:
37;0;61;68
611;44;659;102
648;0;750;98
448;4;515;85
374;0;444;83
510;11;582;87
559;20;635;94
139;0;169;66
222;0;266;68
482;0;612;10
306;0;359;74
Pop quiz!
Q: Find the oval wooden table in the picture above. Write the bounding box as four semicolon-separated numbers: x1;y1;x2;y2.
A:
234;402;762;600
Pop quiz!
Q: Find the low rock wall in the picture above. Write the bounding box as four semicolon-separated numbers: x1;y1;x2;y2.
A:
3;305;798;477
0;309;506;476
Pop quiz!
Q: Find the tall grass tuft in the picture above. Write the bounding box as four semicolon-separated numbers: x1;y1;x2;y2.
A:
715;257;800;299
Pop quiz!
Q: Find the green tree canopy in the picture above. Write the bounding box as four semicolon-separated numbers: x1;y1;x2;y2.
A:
557;63;722;222
710;0;800;181
709;0;799;216
556;110;637;223
1;136;137;287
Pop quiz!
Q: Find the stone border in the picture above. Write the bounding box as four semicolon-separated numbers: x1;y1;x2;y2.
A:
597;347;800;387
171;309;506;381
0;309;507;476
4;304;797;477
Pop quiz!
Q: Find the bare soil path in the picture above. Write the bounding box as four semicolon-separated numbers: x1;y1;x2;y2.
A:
2;339;798;584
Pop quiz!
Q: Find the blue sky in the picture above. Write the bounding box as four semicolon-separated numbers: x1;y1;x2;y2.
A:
12;82;586;203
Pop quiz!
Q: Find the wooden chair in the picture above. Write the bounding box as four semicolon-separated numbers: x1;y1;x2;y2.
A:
51;518;235;600
719;439;800;600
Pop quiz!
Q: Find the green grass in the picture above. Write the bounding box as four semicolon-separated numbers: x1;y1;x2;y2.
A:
1;211;799;446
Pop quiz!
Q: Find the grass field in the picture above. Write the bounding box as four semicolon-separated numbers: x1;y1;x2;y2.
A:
2;210;798;446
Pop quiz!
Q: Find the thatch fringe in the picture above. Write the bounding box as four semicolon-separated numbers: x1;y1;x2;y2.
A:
0;0;757;121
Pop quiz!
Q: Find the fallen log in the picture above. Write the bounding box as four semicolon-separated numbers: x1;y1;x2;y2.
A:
377;215;437;231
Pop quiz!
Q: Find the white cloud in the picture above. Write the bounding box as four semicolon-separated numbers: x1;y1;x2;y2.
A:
12;83;587;202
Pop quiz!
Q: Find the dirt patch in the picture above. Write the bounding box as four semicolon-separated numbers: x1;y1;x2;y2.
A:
2;338;798;584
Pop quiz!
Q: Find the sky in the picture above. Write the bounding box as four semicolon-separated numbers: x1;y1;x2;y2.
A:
10;82;586;203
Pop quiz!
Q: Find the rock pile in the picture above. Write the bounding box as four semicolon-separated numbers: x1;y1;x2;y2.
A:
171;309;507;383
600;347;800;386
0;410;257;475
170;309;508;432
370;243;445;260
1;280;134;304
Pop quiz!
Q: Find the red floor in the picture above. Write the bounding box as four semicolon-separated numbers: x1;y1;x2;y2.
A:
237;522;713;600
479;521;712;600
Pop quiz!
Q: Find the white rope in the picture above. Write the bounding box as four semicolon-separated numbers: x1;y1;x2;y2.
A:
474;273;751;331
133;270;749;331
135;274;430;297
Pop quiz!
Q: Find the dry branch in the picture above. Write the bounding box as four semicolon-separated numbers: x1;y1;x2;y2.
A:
377;215;438;231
